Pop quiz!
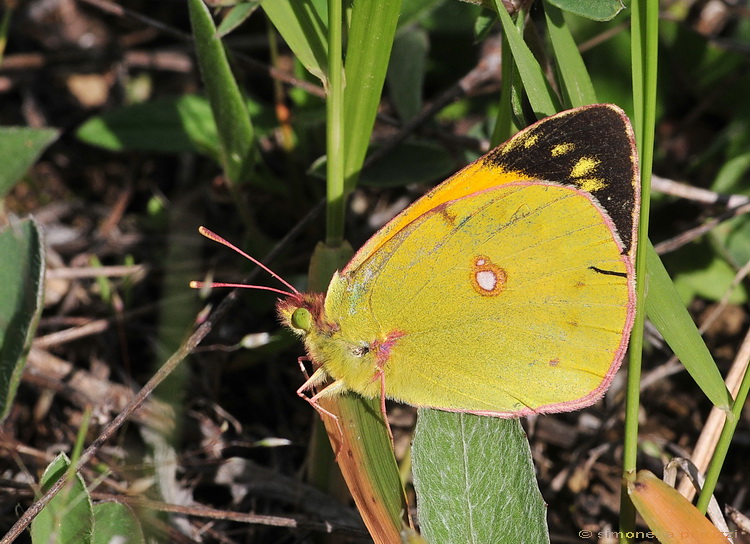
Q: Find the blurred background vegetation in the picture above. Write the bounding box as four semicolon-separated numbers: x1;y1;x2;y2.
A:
1;0;750;542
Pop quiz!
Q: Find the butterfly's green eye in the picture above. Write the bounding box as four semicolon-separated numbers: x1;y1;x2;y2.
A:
290;308;312;332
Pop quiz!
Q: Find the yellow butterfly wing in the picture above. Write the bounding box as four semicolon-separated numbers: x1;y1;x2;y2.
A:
345;104;638;275
323;181;634;414
280;104;638;415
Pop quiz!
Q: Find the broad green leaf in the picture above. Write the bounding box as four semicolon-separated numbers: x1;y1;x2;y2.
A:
31;453;94;544
188;0;256;184
711;151;750;195
665;239;749;305
76;95;273;159
715;216;750;281
645;241;732;410
93;501;145;544
76;95;220;157
262;0;328;81
544;1;597;108
0;218;44;421
0;127;59;198
705;133;750;283
413;411;549;544
387;29;429;122
545;0;624;21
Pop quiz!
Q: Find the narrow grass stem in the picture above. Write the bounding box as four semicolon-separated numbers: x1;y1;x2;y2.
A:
325;0;346;246
621;0;659;541
697;358;750;513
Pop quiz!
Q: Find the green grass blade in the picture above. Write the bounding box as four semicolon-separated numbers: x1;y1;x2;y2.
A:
491;33;521;145
622;0;660;537
543;1;597;107
0;218;45;421
696;352;750;513
413;411;549;544
494;3;559;118
217;2;260;38
324;0;345;245
326;0;402;251
343;0;403;192
188;0;256;185
261;0;328;81
310;1;408;535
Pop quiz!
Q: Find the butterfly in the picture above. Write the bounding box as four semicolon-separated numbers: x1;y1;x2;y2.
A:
195;104;639;424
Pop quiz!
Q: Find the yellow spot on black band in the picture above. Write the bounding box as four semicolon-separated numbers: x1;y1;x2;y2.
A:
523;134;539;148
550;143;575;156
577;177;607;192
571;156;600;178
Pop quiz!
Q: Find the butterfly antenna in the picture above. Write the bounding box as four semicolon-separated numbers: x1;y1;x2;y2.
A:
193;226;300;297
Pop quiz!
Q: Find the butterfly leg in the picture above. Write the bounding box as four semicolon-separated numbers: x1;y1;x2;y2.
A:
366;368;394;448
379;370;395;448
296;366;336;413
296;368;346;457
296;355;312;381
295;357;340;431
